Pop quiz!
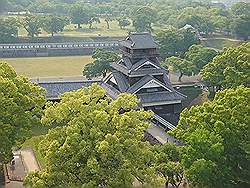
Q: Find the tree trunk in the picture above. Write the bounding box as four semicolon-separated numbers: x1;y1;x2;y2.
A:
102;72;107;78
77;23;81;29
89;22;92;29
51;32;54;37
106;20;110;29
178;72;183;82
165;180;169;188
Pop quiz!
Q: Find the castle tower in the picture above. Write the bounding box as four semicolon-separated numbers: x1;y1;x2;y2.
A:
102;32;185;130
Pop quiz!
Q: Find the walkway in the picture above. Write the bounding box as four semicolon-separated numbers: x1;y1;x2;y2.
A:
5;149;40;188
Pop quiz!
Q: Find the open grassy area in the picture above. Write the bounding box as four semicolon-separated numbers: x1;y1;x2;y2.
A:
18;18;132;37
2;56;93;78
201;38;241;50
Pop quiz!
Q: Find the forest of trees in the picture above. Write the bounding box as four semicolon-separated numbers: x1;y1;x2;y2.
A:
0;0;249;42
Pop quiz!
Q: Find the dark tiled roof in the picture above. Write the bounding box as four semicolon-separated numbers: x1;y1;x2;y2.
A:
101;82;120;99
119;32;158;49
127;75;173;94
138;91;186;104
38;80;101;99
112;71;130;92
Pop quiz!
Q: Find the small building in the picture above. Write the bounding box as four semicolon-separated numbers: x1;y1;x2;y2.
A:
102;32;186;131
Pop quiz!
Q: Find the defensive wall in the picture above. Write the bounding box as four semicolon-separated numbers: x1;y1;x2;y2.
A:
0;41;120;58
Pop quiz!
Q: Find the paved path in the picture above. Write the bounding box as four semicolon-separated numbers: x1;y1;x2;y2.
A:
20;149;40;173
5;149;40;188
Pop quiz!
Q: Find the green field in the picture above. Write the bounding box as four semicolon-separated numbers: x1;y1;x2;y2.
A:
2;56;93;78
201;38;241;50
18;18;132;37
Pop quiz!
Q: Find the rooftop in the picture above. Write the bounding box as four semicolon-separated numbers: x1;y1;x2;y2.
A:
119;32;158;49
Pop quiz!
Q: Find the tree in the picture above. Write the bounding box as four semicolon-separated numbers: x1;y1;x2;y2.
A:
88;17;100;29
201;42;250;88
104;16;113;29
175;7;215;35
156;27;183;58
153;144;184;188
0;61;46;163
21;15;42;37
231;2;250;16
118;18;131;29
171;87;250;188
164;56;196;82
156;27;200;59
132;6;157;32
42;15;68;36
70;5;91;29
180;28;200;54
0;18;19;43
230;14;250;40
185;44;218;72
24;84;155;188
83;49;119;79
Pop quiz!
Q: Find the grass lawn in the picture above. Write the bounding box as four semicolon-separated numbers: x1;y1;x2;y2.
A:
18;18;132;37
2;56;93;78
201;38;241;50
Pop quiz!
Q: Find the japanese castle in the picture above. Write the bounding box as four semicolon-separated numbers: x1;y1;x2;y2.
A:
102;32;186;133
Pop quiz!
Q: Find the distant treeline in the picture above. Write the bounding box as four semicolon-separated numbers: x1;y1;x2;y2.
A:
0;0;249;42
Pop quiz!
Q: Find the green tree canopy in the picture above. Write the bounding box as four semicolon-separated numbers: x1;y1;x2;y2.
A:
21;15;42;37
185;44;218;72
0;61;46;163
83;49;119;79
70;5;92;29
171;86;250;187
164;56;196;82
117;18;131;29
201;42;250;88
156;27;200;59
230;14;250;40
24;84;156;188
132;6;157;32
0;17;19;43
153;143;184;188
231;2;250;16
41;15;68;36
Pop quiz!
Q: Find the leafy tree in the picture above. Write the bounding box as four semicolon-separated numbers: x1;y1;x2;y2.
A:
153;143;184;188
156;27;199;59
118;18;131;29
164;56;196;82
104;16;113;29
201;42;250;88
70;5;91;29
0;61;45;163
132;6;157;32
171;86;250;188
180;28;200;54
231;2;250;16
0;18;19;43
42;15;68;36
24;84;155;188
21;15;42;37
212;15;230;33
230;14;250;40
185;44;218;72
175;7;215;35
88;17;100;29
156;27;183;58
83;49;119;79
